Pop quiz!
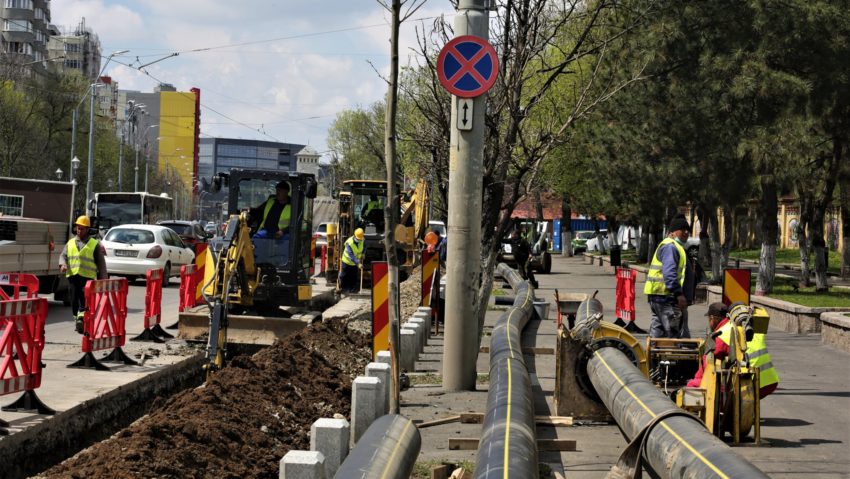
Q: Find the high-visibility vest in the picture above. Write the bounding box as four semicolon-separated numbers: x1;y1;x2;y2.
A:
66;238;99;279
643;237;686;296
342;236;364;266
261;197;291;230
718;324;779;389
363;200;381;217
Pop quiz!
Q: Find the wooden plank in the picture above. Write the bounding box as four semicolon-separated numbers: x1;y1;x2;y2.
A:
449;438;577;451
448;438;479;450
417;415;461;429
460;413;573;427
431;464;451;479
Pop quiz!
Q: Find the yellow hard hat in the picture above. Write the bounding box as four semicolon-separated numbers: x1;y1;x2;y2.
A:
354;228;365;240
75;215;91;227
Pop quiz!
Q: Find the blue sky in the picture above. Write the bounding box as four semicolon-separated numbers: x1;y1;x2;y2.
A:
51;1;449;158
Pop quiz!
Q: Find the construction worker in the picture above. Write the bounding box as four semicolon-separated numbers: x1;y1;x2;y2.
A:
338;228;365;293
250;180;291;239
687;303;779;399
361;194;383;228
644;214;693;338
511;229;538;288
59;215;108;333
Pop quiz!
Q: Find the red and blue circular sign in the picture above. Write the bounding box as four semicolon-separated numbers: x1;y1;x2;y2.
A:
437;35;499;98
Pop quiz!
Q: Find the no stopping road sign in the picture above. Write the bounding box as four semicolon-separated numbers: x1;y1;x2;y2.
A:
437;35;499;98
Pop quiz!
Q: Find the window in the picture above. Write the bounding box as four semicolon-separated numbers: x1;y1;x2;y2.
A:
278;148;291;156
4;0;33;9
0;194;24;216
64;43;81;53
5;41;32;55
64;59;81;69
3;20;32;32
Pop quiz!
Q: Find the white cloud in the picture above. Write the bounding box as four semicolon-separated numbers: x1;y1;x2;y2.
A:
50;0;453;155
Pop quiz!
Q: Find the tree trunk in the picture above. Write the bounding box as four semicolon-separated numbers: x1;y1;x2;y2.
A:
798;194;813;287
561;197;572;257
382;0;402;413
721;207;733;269
756;174;778;295
638;226;649;262
708;210;723;284
696;205;712;269
841;169;850;278
607;215;619;259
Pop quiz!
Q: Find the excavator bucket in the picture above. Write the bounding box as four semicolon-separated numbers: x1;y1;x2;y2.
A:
177;306;321;345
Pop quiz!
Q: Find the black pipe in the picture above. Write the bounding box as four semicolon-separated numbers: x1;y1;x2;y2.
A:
587;347;770;479
494;295;517;305
474;264;538;478
334;414;420;479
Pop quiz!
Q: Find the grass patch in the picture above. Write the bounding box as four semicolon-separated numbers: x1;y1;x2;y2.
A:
487;305;508;311
412;460;476;479
477;373;489;383
731;248;843;274
408;373;442;385
753;275;850;307
491;288;508;296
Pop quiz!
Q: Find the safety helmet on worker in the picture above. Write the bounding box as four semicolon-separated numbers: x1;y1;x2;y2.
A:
74;215;91;227
354;228;365;240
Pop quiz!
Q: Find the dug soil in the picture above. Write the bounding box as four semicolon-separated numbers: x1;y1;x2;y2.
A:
39;321;371;479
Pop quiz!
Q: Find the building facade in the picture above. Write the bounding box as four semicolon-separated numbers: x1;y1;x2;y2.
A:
46;17;101;80
1;0;54;74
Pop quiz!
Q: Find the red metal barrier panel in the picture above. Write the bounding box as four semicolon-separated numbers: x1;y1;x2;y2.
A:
371;261;389;360
179;264;197;312
81;278;129;352
0;273;40;300
0;298;47;394
143;268;163;330
615;267;636;322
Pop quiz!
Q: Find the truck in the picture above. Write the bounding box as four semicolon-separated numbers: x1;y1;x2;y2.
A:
0;177;73;302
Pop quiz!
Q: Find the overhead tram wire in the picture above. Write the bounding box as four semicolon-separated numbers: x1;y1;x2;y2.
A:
122;14;451;60
109;58;284;143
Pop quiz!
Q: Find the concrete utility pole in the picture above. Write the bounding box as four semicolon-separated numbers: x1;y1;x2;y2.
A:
118;122;125;192
85;85;97;217
443;0;489;391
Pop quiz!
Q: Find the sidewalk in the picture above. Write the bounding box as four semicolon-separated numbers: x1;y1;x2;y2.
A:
401;254;850;478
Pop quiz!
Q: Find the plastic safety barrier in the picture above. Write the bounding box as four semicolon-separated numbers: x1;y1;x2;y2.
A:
0;273;40;300
0;297;54;419
133;268;174;343
615;267;636;322
68;278;138;370
179;264;198;312
193;243;208;304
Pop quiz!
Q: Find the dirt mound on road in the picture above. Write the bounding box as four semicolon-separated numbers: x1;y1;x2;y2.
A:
40;321;371;479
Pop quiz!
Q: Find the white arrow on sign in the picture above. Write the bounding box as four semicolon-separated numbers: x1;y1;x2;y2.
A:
457;98;473;131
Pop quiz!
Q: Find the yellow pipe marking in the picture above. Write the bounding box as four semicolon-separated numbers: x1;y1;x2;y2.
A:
379;419;413;479
594;351;731;479
503;357;513;479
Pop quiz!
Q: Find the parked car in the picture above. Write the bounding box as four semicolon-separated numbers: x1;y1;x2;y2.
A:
428;220;447;237
586;230;609;252
101;225;196;286
157;220;209;248
570;231;596;254
204;222;218;236
313;222;331;248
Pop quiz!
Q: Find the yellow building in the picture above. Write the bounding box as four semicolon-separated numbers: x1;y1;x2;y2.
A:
158;89;200;217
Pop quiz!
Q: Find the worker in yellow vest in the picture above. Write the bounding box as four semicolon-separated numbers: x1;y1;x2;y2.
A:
59;215;108;333
250;180;291;239
644;214;694;338
338;228;365;293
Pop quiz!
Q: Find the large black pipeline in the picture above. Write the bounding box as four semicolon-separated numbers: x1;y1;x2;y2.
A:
587;347;770;479
473;264;539;478
334;414;420;479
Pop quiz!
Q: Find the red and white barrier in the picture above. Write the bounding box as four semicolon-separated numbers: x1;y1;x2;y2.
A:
0;296;54;415
0;273;40;300
68;278;138;370
615;267;636;322
132;269;173;342
179;264;198;312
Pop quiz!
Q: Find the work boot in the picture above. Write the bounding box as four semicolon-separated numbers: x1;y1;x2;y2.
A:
625;321;647;335
75;319;84;334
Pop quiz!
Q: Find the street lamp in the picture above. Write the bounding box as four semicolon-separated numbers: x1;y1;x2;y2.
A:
120;100;146;192
137;124;158;192
55;168;63;180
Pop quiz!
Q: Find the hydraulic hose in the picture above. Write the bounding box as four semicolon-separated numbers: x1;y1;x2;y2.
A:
473;264;538;478
334;414;420;479
587;347;770;479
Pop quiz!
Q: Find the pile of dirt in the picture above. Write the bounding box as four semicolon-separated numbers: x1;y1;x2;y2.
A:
40;321;371;479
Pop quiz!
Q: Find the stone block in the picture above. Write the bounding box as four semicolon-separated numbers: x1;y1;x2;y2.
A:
376;350;392;366
409;317;428;348
413;311;432;338
403;321;423;354
400;328;417;372
310;418;350;478
280;450;325;479
351;376;380;445
366;362;391;415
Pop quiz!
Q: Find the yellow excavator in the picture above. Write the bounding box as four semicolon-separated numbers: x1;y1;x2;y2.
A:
326;179;429;288
176;169;326;378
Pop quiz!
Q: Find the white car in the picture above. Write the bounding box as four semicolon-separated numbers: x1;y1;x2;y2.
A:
313;222;331;248
428;220;447;237
101;225;196;286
